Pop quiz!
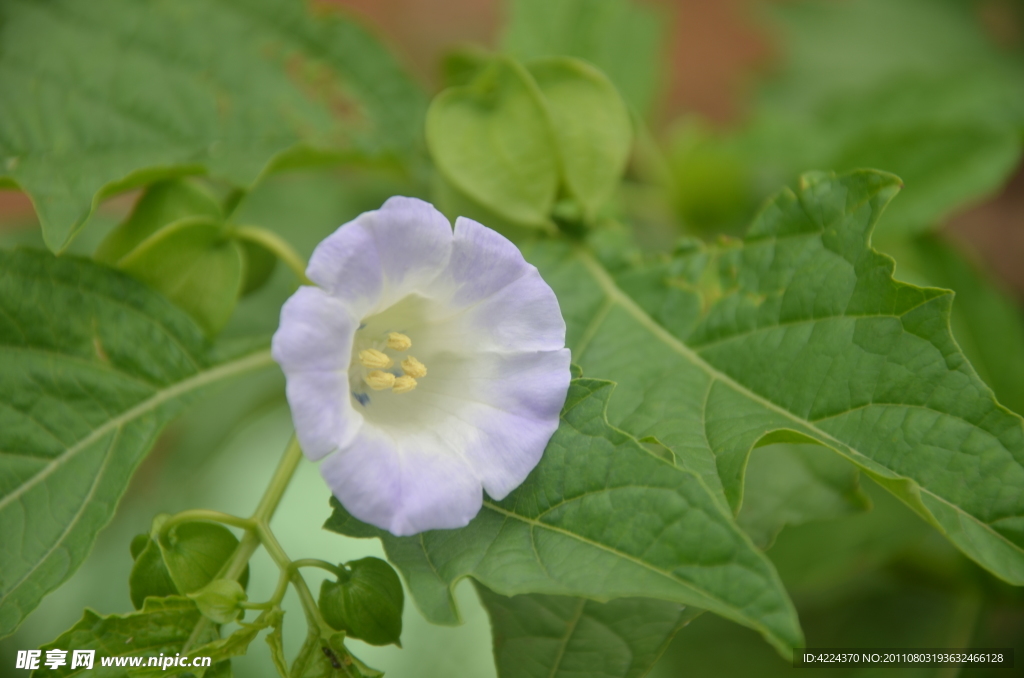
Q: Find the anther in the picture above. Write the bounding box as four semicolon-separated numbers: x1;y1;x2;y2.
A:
401;356;427;379
386;332;412;351
365;371;396;390
358;349;392;369
393;375;417;394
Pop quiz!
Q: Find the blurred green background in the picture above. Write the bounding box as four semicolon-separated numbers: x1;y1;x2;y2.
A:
2;0;1024;676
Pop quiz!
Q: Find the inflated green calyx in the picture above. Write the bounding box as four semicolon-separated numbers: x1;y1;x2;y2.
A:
318;557;404;647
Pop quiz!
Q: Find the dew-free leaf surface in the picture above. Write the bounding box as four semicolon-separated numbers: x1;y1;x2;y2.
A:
528;170;1024;585
30;596;230;678
476;584;699;678
882;234;1024;418
736;443;870;549
733;0;1024;237
327;379;802;658
0;0;426;252
0;250;276;638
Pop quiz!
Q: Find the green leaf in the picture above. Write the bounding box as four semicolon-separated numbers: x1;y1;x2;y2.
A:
526;58;632;219
476;584;699;678
528;169;1024;585
502;0;666;115
726;0;1024;237
291;631;383;678
426;57;559;227
882;234;1024;417
825;105;1019;239
189;607;281;667
31;596;217;678
736;444;870;549
0;249;275;638
327;379;803;658
763;0;1024;111
767;479;934;597
265;611;289;678
0;0;426;252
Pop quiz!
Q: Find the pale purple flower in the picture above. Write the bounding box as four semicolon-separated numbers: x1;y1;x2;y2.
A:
272;197;571;536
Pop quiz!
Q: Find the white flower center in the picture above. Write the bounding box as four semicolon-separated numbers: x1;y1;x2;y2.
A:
350;330;427;394
347;293;448;420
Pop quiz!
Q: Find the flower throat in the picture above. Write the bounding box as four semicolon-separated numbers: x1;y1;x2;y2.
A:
353;332;428;401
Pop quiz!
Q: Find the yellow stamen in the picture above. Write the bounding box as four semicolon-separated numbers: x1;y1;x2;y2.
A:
401;356;427;379
393;375;417;394
386;332;412;351
365;371;396;391
358;348;392;369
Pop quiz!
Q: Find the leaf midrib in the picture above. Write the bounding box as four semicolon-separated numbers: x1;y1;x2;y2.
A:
547;597;586;678
575;249;1024;559
1;426;122;607
576;249;849;440
0;347;274;512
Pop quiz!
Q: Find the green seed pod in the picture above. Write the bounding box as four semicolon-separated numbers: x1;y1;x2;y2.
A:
188;579;246;624
159;521;247;594
129;532;149;560
128;517;248;609
128;533;178;610
318;557;404;647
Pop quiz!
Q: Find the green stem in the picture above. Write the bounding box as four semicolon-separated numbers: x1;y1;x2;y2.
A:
253;437;304;521
258;520;334;636
234;225;312;285
183;437;304;651
292;558;347;580
239;601;274;611
268;568;291;607
157;509;255;540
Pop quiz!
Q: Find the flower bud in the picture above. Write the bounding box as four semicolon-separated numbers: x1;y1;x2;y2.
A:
318;557;404;646
188;579;246;624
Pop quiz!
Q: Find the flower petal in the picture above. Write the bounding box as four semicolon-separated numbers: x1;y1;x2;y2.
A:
418;348;572;499
447;217;534;306
285;370;362;461
306;218;383;318
322;426;483;536
420;217;565;353
309;197;453;317
272;286;356;374
272;286;361;460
